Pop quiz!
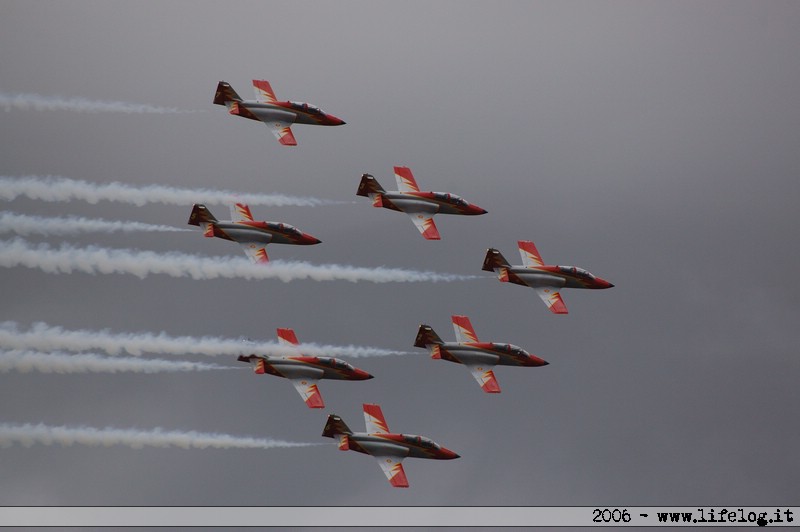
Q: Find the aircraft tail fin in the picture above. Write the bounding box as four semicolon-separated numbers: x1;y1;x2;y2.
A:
413;324;444;349
213;81;243;105
322;414;353;438
188;204;218;226
482;248;510;272
356;173;386;198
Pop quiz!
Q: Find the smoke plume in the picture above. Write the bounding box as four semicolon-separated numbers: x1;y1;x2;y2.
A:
0;350;230;374
0;175;335;207
0;212;188;236
0;423;321;450
0;238;476;283
0;92;196;114
0;322;409;359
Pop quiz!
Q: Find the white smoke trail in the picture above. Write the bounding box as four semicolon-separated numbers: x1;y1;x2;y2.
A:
0;350;230;374
0;238;476;283
0;212;188;236
0;322;410;359
0;423;321;450
0;175;335;207
0;92;196;114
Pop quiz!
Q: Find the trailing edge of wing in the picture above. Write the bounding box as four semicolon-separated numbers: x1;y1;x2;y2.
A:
534;287;568;314
518;240;545;268
407;213;441;240
375;456;409;488
466;364;501;393
289;378;324;409
393;166;421;193
451;315;479;343
238;242;269;263
363;404;390;434
266;121;298;146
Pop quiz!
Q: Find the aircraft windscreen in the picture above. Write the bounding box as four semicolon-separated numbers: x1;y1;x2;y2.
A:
289;101;323;115
559;265;595;280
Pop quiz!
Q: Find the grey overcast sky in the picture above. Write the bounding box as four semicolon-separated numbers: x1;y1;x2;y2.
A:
1;0;798;509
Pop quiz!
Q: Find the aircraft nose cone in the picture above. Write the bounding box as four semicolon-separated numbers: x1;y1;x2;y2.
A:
440;447;460;459
304;234;322;245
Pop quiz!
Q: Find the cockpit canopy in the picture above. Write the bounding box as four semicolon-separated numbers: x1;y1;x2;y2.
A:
432;192;468;206
289;101;323;115
401;434;440;450
503;343;528;356
267;222;302;235
559;265;595;280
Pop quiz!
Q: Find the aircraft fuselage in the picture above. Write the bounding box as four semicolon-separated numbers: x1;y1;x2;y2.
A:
376;191;486;216
505;265;613;290
342;432;459;460
209;221;321;246
238;355;373;381
236;100;345;126
435;342;547;367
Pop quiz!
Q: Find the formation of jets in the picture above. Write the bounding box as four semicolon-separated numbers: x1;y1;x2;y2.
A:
187;203;320;263
414;315;548;393
322;403;459;488
238;328;372;409
203;80;615;487
356;166;487;240
213;80;345;146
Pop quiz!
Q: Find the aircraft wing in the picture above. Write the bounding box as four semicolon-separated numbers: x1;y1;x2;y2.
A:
288;377;324;408
277;328;300;346
252;80;279;103
465;363;501;393
238;241;269;263
266;121;298;146
363;403;390;434
451;315;479;343
534;286;568;314
407;212;441;240
230;203;255;222
518;240;545;268
374;455;409;488
393;166;421;192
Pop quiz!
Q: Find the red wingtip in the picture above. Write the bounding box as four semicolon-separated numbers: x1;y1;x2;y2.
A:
422;224;441;240
481;372;501;393
305;386;325;409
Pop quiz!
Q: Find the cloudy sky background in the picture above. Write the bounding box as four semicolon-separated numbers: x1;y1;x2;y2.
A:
1;0;798;507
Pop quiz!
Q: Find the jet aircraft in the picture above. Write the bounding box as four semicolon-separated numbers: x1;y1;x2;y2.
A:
238;328;373;409
356;166;487;240
413;315;548;393
482;240;614;314
322;403;459;487
187;203;320;263
213;80;345;146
